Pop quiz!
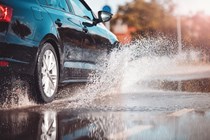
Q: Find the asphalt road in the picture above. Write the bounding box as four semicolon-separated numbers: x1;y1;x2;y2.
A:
1;65;210;140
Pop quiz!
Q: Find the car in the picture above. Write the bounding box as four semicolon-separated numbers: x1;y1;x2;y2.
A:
0;0;118;103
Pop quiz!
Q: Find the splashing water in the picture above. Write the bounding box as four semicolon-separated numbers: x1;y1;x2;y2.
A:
0;36;204;110
0;77;35;109
59;36;202;109
87;37;177;94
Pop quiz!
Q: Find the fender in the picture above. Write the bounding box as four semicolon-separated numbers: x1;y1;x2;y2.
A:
33;34;65;83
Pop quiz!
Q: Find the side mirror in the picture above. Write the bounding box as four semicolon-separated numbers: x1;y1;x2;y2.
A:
92;11;113;25
98;11;113;23
98;11;113;22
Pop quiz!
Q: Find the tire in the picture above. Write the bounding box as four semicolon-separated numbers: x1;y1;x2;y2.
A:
35;43;59;103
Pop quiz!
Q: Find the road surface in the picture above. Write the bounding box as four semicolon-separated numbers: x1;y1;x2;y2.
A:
0;64;210;140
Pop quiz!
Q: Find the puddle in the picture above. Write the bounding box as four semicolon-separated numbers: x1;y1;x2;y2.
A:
1;109;210;140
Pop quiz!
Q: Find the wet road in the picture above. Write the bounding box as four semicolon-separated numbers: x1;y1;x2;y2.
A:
1;60;210;140
1;78;210;140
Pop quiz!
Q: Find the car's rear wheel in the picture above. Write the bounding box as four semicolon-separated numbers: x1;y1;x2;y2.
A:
35;43;59;103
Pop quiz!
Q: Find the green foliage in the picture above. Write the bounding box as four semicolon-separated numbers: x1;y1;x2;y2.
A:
111;0;177;38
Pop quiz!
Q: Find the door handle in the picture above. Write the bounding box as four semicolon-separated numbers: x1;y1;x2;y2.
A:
82;27;88;33
55;19;62;27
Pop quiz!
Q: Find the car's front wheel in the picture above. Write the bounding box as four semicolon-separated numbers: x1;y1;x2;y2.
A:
35;43;59;103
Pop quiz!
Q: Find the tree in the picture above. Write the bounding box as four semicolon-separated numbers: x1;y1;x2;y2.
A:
111;0;177;38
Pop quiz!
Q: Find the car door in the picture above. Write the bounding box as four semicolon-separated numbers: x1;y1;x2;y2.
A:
42;0;86;82
68;0;112;78
82;23;113;78
86;23;113;63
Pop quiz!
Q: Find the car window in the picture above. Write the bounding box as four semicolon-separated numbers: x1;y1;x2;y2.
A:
46;0;70;12
68;0;93;20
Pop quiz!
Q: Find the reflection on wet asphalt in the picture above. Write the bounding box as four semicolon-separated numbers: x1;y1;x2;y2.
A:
1;107;210;140
1;83;210;140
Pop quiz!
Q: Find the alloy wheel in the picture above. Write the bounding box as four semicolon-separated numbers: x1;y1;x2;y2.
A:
41;50;58;98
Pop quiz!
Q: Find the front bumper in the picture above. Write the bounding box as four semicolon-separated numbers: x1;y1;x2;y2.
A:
0;42;38;76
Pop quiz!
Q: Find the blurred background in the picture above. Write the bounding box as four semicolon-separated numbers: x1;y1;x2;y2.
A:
86;0;210;62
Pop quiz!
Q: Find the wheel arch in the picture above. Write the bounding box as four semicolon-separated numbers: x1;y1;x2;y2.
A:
35;34;63;79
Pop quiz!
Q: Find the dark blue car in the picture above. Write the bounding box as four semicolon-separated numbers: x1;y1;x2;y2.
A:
0;0;118;103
